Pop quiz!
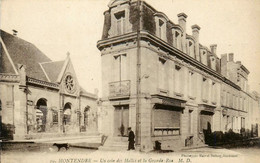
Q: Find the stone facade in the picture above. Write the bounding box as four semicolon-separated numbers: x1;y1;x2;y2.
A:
97;0;260;151
0;30;98;140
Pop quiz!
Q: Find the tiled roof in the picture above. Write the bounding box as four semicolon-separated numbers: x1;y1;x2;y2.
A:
0;42;16;74
41;60;65;82
0;30;51;81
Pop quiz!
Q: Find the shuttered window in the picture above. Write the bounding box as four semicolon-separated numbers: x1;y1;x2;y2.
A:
154;106;181;136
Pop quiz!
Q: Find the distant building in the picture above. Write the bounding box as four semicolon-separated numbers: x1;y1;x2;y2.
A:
97;0;259;151
0;30;98;140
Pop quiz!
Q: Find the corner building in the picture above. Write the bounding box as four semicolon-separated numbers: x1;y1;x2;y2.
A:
97;0;259;151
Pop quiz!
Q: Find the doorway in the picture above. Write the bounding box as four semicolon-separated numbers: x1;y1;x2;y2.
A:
63;103;72;133
36;98;47;132
114;105;129;137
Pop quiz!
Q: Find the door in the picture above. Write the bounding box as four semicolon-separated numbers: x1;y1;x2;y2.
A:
114;105;129;136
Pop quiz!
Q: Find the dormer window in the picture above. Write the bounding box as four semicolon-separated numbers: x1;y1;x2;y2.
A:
155;17;167;41
115;11;126;35
174;31;182;50
210;56;216;70
200;49;207;65
188;41;195;58
159;19;164;39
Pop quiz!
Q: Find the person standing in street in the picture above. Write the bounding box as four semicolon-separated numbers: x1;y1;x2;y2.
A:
128;127;135;150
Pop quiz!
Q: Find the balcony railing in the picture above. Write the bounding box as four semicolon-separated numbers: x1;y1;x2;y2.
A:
109;80;130;98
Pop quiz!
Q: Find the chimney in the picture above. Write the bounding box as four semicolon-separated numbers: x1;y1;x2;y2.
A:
177;13;188;53
221;54;228;77
18;64;26;86
228;53;234;62
191;24;201;61
210;44;217;55
12;29;18;36
177;13;187;33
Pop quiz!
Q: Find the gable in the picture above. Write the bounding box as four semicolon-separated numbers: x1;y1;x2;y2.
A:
41;60;65;82
59;58;80;96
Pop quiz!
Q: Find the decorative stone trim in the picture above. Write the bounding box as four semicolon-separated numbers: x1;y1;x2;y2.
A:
174;92;184;97
202;99;208;103
0;73;20;82
188;96;196;100
27;77;59;89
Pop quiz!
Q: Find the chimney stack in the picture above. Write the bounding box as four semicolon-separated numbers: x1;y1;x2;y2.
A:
177;13;188;53
177;13;187;33
191;24;201;61
228;53;234;62
12;29;18;36
210;44;217;55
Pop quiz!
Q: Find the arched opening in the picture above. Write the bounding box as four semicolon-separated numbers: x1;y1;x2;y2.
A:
63;103;72;125
84;106;90;127
36;98;47;132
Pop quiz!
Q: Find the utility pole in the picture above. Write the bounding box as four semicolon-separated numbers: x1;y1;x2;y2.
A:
136;0;141;146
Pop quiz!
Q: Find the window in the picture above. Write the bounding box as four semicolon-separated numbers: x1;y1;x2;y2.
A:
211;57;216;70
115;11;125;35
202;78;208;101
174;31;182;50
188;71;195;97
159;19;164;39
154;106;181;136
188;41;195;58
174;65;182;94
114;54;127;81
155;17;166;41
211;82;216;103
201;50;207;65
158;58;166;89
52;110;58;123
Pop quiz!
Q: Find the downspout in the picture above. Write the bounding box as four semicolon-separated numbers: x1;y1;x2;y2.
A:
136;0;141;147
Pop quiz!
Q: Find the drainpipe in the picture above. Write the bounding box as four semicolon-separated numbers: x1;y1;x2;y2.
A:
136;0;141;147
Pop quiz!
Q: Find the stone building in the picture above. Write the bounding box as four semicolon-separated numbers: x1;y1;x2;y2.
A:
0;30;98;140
97;0;259;151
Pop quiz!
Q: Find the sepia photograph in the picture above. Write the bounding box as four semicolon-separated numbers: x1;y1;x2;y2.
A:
0;0;260;163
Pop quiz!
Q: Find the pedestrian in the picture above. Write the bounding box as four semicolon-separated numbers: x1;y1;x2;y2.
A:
128;127;135;150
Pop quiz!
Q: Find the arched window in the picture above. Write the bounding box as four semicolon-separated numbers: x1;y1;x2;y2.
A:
36;98;47;132
63;103;72;125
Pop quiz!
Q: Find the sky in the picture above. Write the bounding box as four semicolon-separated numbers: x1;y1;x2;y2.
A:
1;0;260;95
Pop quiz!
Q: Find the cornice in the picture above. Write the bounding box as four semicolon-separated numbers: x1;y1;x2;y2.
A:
97;31;242;91
0;73;20;83
27;77;59;90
